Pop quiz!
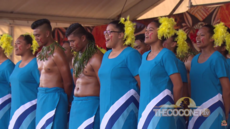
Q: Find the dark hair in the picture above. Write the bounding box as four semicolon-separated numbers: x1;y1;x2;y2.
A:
151;19;161;28
150;19;166;42
202;24;214;35
222;28;230;56
20;35;32;45
170;33;178;52
31;19;52;31
66;23;95;42
63;41;70;44
109;20;125;33
135;34;145;43
186;38;194;50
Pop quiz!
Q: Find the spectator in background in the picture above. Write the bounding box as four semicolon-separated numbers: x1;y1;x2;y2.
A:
134;34;150;55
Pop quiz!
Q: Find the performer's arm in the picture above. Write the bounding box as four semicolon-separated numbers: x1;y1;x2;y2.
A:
220;77;230;120
185;56;193;97
170;73;183;103
53;46;73;100
90;52;103;82
134;75;140;88
72;58;77;85
182;83;189;97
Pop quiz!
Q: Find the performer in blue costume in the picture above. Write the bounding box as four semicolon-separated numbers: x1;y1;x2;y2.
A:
31;19;73;129
0;34;15;129
98;18;141;129
188;24;230;129
214;27;230;129
138;18;183;129
66;23;103;129
163;31;190;129
163;31;189;96
9;34;40;129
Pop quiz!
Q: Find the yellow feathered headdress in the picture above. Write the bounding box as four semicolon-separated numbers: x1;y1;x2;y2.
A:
120;16;136;47
0;34;13;57
225;33;230;53
175;30;189;58
24;34;39;55
96;45;106;54
213;22;228;47
213;22;230;54
158;17;177;40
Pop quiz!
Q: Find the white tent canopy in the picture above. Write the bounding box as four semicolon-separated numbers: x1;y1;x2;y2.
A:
138;0;230;20
0;0;162;63
0;0;230;63
0;0;161;26
0;0;229;26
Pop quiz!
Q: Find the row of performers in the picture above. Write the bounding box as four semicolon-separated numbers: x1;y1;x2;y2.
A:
0;17;230;129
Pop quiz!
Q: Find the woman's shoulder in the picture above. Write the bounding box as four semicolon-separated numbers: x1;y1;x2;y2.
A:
6;59;15;68
161;48;176;59
123;47;141;57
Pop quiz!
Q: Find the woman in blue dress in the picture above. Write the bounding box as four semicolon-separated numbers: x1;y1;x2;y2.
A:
188;24;230;129
98;18;142;129
163;32;189;97
163;31;190;129
0;34;15;129
138;19;183;129
9;34;40;129
214;27;230;129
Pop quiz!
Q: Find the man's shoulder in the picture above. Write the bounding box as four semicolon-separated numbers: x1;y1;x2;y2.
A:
52;44;65;57
93;50;103;58
54;44;64;52
89;50;103;64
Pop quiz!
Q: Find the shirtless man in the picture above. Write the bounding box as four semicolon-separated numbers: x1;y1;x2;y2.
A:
66;23;103;129
32;19;73;129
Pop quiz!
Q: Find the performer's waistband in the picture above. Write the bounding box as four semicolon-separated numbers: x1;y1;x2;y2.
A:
73;96;99;101
38;87;64;93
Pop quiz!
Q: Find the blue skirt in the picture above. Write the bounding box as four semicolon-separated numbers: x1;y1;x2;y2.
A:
36;87;68;129
100;89;139;129
0;94;11;129
9;92;37;129
138;89;176;129
188;94;227;129
69;96;100;129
